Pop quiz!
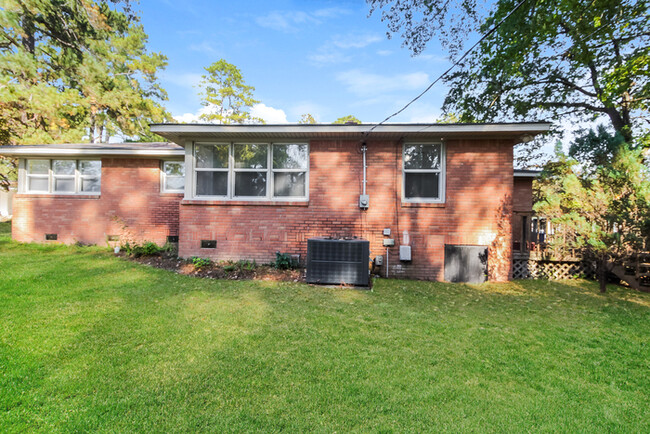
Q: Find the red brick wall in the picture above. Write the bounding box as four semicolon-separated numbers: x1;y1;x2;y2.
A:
513;177;533;212
179;139;514;281
12;158;182;246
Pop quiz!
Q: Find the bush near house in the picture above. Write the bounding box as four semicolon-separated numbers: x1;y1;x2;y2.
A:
0;225;648;431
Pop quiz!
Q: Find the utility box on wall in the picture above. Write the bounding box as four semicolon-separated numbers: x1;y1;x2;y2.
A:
444;245;488;283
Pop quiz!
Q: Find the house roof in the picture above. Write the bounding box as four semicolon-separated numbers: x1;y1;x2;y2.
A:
149;122;552;143
514;169;542;178
0;142;184;157
0;122;552;158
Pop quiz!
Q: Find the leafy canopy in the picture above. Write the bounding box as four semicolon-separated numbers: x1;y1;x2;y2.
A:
0;0;171;145
298;113;317;124
369;0;650;144
534;130;650;262
197;59;263;124
333;115;361;124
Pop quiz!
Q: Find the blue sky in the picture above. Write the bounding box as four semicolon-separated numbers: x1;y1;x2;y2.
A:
137;0;452;124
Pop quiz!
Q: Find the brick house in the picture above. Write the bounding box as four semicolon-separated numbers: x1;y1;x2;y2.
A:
0;122;550;282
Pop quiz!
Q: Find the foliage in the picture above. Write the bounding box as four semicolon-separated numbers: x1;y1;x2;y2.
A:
191;256;212;269
221;259;257;273
333;115;361;124
197;59;263;124
273;252;297;270
121;241;162;257
368;0;650;146
298;113;317;124
534;130;650;290
0;0;171;147
1;234;649;431
0;156;17;191
568;124;626;174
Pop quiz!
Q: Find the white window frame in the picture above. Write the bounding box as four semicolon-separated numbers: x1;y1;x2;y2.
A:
191;142;309;202
402;142;446;203
22;159;101;195
160;160;185;194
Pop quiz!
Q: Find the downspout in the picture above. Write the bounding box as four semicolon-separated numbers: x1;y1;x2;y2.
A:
362;142;367;196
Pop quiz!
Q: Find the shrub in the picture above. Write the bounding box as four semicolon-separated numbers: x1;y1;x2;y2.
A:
273;252;297;270
191;257;212;269
122;241;162;258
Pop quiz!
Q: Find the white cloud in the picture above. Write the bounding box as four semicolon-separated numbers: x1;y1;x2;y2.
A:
189;41;219;55
309;33;382;66
250;103;289;123
336;69;430;96
173;103;289;124
255;11;314;32
255;7;350;32
162;72;203;90
308;51;351;65
377;50;392;56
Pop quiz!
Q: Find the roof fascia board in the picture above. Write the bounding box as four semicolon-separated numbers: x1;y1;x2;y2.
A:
0;148;184;157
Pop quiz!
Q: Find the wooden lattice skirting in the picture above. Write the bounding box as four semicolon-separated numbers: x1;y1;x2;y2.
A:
513;259;595;280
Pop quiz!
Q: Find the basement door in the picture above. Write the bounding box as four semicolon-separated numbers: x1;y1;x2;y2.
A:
444;245;488;283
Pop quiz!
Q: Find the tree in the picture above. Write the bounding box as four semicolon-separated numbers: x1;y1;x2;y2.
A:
333;115;361;124
0;0;170;143
197;59;263;124
368;0;649;144
534;131;650;292
298;113;317;124
0;0;171;188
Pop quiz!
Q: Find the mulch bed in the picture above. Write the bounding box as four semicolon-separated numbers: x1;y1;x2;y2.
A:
126;252;305;282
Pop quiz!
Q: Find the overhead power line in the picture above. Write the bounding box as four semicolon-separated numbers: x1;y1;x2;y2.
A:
363;0;531;137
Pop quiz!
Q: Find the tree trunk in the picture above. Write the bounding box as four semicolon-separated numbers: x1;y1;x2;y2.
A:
598;258;607;293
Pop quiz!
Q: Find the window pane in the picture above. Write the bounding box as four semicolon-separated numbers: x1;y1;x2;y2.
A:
54;177;75;192
53;160;75;175
196;144;229;169
196;171;227;196
28;160;49;175
274;172;305;197
234;144;267;169
404;144;441;169
79;160;101;176
81;177;101;192
273;144;308;169
235;172;267;196
405;172;440;199
164;161;185;176
28;177;49;192
165;176;184;191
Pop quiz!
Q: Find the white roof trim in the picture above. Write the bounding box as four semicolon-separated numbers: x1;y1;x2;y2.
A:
0;148;184;157
150;122;552;135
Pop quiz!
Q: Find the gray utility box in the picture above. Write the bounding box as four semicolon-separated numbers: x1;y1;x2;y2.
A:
444;245;488;283
306;237;370;286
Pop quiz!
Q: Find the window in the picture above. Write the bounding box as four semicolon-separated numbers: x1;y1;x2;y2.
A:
161;161;185;193
403;143;444;202
25;159;101;194
193;142;308;200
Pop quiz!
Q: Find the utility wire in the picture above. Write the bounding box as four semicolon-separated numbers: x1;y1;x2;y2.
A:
363;0;531;137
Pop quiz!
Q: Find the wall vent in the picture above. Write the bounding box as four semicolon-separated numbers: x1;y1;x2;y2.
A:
107;235;119;242
201;240;216;249
167;235;179;243
45;233;57;241
306;237;370;286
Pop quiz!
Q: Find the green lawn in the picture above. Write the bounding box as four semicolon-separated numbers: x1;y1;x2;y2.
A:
1;222;649;432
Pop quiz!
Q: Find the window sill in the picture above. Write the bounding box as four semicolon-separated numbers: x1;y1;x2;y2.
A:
16;193;101;199
160;192;185;196
181;199;309;207
401;201;445;208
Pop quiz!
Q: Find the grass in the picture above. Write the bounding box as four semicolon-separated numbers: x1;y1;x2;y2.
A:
1;222;649;432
